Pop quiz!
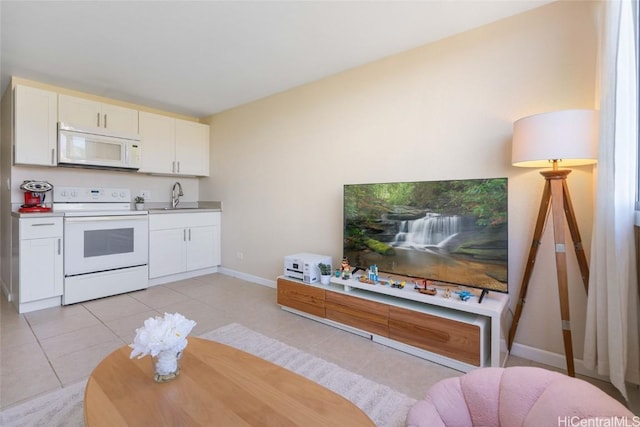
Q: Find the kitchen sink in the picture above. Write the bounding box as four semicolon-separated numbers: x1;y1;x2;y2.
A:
150;206;202;211
149;206;205;211
147;201;222;212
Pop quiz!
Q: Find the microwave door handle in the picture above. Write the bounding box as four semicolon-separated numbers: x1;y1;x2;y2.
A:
124;145;129;164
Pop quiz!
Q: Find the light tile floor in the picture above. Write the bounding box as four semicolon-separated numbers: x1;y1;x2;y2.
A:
1;273;638;415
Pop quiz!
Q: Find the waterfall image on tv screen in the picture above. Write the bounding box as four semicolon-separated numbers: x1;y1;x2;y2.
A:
343;178;508;293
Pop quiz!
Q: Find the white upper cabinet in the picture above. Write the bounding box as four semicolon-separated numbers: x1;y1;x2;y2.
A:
138;111;175;175
11;82;207;174
100;103;139;134
14;85;58;166
175;119;210;176
139;112;210;176
58;94;138;134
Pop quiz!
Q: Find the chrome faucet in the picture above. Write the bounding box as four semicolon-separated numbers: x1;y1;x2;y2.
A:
171;181;183;208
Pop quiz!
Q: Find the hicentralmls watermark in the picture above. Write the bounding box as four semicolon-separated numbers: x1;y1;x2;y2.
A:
557;417;640;427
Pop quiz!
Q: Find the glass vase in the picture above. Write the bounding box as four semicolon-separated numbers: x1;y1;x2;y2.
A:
153;350;182;382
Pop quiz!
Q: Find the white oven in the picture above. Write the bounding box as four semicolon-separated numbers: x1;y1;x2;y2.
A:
64;215;148;276
54;187;149;305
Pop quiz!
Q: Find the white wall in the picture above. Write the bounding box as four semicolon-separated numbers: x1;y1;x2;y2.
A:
9;166;199;207
200;1;599;363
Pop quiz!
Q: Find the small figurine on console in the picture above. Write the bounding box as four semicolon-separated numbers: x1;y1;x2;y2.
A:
456;290;473;301
368;264;379;283
391;279;405;289
415;279;437;295
340;257;351;280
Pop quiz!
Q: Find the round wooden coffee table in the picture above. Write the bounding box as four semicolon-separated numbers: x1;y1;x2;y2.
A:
85;337;374;426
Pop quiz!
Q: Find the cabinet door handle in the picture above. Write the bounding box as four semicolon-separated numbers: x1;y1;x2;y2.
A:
51;148;55;165
188;229;191;241
177;161;180;173
183;229;186;242
31;223;55;227
57;238;61;255
97;112;101;127
172;161;176;173
104;114;107;128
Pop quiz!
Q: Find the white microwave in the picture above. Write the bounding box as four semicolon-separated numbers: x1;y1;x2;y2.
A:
58;123;141;170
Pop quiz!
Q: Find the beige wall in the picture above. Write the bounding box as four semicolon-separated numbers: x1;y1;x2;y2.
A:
201;1;599;364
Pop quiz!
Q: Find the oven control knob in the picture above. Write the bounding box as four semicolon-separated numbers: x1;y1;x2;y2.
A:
120;192;125;198
70;191;77;197
61;190;67;197
112;191;118;197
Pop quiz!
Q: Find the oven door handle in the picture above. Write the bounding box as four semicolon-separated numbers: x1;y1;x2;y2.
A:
64;215;148;223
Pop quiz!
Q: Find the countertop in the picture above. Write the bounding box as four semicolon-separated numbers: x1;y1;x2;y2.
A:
10;201;223;218
145;201;222;213
11;211;64;218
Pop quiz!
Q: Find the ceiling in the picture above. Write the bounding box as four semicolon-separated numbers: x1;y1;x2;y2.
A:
1;1;553;118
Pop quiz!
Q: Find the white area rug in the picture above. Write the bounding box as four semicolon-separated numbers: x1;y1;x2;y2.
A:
1;323;416;426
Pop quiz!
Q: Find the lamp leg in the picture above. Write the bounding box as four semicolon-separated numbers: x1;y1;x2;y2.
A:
549;175;576;377
507;180;552;351
561;179;590;293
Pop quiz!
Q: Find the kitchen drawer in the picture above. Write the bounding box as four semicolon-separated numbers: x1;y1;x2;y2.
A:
20;217;63;239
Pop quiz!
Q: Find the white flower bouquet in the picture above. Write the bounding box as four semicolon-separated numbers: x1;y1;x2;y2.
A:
129;312;197;381
130;312;197;359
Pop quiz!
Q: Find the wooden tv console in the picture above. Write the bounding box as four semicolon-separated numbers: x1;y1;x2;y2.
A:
277;275;509;372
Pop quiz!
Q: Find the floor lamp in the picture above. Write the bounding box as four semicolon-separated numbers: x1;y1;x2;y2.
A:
508;109;599;377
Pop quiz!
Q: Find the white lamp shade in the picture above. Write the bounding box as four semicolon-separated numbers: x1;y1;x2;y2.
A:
512;109;599;168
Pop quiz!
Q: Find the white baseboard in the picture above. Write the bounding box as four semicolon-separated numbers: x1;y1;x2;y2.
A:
511;342;617;382
1;278;11;301
218;267;276;288
149;266;220;287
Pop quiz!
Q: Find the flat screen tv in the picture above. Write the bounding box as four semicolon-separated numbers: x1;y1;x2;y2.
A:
343;177;508;294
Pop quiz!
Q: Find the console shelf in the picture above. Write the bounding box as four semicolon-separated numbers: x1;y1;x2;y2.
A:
277;275;510;372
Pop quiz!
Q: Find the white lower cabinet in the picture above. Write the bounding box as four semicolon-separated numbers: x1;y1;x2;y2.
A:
149;212;221;279
186;225;219;271
12;217;63;313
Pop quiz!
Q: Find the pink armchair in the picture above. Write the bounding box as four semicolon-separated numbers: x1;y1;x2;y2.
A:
406;366;635;427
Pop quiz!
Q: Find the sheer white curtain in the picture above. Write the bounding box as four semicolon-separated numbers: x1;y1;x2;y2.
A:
584;0;639;401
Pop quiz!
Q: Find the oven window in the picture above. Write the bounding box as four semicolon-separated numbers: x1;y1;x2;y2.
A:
84;228;134;257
